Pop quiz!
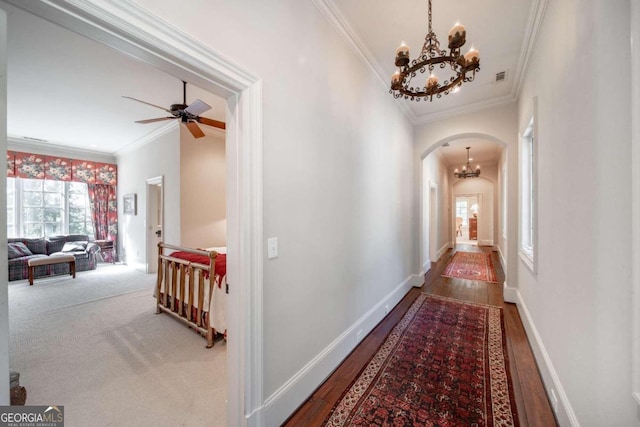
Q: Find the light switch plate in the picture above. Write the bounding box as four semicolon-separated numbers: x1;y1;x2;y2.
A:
267;237;278;259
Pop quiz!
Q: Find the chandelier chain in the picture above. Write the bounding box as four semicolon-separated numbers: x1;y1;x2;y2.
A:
428;0;432;33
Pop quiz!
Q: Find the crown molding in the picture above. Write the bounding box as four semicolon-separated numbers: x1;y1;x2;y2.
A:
7;135;117;163
313;0;549;126
512;0;549;98
414;95;517;125
311;0;416;123
115;120;178;157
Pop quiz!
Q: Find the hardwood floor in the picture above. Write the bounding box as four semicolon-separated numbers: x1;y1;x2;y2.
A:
283;244;557;427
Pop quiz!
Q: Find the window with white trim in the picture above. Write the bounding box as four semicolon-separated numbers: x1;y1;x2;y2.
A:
7;177;93;238
502;165;507;239
520;118;536;271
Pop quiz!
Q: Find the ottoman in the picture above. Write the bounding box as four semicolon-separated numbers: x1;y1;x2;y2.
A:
27;254;76;286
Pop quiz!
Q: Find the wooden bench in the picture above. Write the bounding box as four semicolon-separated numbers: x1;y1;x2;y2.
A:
27;254;76;286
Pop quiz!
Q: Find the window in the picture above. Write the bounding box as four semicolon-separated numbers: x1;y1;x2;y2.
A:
520;116;536;272
7;177;93;238
455;200;468;225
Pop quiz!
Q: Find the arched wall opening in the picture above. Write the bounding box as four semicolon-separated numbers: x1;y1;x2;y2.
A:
419;132;508;279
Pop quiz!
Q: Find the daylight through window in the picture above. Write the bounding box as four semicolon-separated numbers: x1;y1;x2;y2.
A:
7;177;93;238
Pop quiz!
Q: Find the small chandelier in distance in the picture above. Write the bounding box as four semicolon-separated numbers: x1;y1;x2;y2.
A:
454;147;481;179
390;0;480;101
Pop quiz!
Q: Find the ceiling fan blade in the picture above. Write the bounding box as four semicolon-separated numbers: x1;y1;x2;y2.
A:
197;116;226;130
135;117;177;124
122;96;172;113
185;121;206;139
184;99;211;116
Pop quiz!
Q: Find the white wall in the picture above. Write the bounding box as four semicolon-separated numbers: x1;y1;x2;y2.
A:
180;127;226;248
117;126;180;270
414;103;518;284
497;149;508;267
422;150;450;268
516;0;635;425
130;0;416;423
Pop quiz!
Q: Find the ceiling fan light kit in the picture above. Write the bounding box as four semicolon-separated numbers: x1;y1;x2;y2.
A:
123;81;225;139
454;147;481;179
390;0;480;102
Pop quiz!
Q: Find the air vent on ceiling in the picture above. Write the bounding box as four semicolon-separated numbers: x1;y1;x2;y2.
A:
495;71;507;83
23;136;48;143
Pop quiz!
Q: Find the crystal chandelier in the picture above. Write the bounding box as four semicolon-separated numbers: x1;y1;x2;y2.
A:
454;147;480;179
390;0;480;101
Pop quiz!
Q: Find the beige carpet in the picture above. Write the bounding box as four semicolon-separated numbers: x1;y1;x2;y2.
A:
8;264;227;427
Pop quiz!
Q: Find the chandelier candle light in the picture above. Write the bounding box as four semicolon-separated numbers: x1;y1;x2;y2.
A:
454;147;481;179
390;0;480;101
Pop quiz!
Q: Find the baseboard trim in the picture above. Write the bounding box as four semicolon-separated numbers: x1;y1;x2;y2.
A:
262;275;415;426
503;283;518;303
410;274;425;288
435;242;451;262
422;260;431;274
496;246;506;274
509;289;579;426
479;239;494;247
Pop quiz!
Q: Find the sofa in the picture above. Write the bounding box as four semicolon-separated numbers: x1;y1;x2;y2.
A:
8;234;100;282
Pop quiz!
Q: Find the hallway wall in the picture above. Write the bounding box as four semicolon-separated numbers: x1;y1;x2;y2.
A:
129;0;416;424
515;0;634;425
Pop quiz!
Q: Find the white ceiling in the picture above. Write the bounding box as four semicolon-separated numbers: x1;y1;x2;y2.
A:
438;138;502;168
324;0;536;122
3;1;534;164
3;2;226;155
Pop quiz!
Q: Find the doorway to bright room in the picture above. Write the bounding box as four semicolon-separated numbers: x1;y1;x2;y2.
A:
455;195;479;245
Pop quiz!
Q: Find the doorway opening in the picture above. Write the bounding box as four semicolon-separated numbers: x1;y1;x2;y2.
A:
455;195;479;246
146;176;163;274
0;1;264;424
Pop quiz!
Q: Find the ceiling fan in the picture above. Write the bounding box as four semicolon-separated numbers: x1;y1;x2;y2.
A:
122;81;225;139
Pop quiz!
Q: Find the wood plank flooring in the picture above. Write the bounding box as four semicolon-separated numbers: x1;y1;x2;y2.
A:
283;244;557;426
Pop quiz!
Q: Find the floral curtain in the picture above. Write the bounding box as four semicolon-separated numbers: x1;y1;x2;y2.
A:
44;156;72;181
6;152;117;184
95;162;117;185
88;184;118;262
15;152;45;179
7;150;119;261
7;151;15;177
71;160;96;183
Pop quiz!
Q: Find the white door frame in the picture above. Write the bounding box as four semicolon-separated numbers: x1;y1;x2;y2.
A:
145;176;164;274
452;193;481;244
3;2;264;425
0;8;8;405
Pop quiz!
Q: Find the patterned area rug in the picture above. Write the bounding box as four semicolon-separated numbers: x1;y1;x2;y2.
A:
442;251;499;283
323;294;518;427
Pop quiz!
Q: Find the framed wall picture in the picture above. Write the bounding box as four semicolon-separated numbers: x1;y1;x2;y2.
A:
123;193;137;215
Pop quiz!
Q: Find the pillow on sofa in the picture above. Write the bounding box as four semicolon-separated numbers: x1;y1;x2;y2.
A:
8;242;33;259
24;238;47;255
62;241;88;252
46;238;66;254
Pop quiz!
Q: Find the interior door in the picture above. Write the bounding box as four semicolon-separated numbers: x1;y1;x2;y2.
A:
146;176;164;274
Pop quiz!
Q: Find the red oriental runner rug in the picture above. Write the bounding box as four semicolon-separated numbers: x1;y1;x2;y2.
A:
442;251;499;283
323;294;518;427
